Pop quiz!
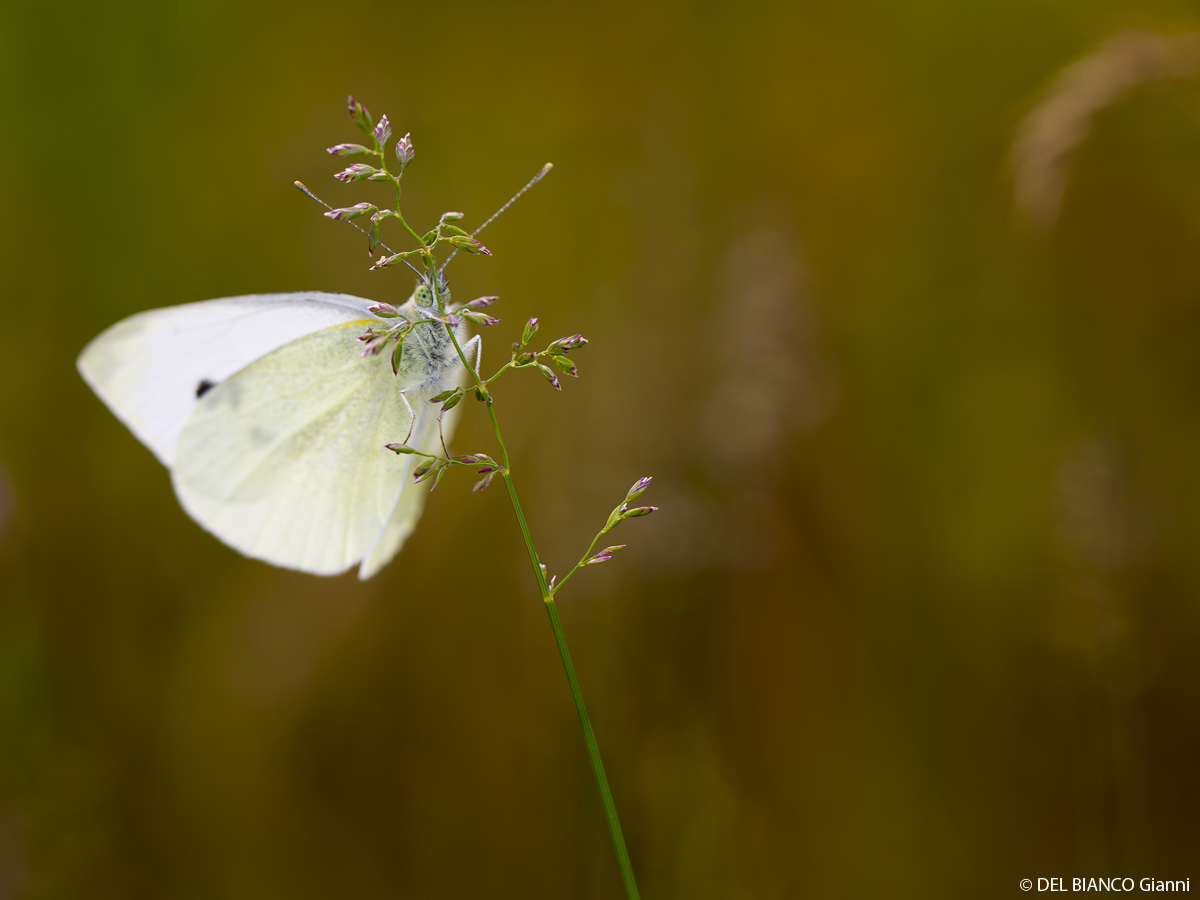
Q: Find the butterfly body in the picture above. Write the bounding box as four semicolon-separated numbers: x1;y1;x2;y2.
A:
393;297;464;382
78;284;470;580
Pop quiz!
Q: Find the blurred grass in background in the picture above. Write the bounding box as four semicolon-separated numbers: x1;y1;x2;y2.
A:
2;0;1200;897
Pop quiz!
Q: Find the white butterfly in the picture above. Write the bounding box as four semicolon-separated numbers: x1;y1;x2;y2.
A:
77;277;477;580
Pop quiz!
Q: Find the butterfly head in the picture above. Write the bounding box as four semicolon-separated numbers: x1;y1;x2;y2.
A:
412;270;451;311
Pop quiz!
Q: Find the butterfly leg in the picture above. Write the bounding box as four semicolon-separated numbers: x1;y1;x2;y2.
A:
437;416;450;457
462;334;482;373
399;390;416;445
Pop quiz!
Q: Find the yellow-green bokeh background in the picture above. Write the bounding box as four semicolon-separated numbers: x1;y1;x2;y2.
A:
3;0;1200;896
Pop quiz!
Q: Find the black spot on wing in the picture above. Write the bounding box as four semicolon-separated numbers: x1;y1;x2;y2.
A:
195;379;217;398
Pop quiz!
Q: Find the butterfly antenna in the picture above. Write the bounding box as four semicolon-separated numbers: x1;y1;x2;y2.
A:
441;163;553;270
293;181;423;276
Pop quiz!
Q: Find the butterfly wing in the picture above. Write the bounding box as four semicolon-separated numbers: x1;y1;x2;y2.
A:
357;401;460;580
357;325;471;578
77;292;378;465
170;320;447;576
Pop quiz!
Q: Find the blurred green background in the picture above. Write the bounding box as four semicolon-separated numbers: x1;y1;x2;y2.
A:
3;0;1200;896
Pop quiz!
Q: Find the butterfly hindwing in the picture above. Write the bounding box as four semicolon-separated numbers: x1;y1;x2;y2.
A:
358;399;460;580
171;320;441;576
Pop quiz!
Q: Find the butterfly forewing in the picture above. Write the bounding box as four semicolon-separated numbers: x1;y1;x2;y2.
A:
77;292;381;465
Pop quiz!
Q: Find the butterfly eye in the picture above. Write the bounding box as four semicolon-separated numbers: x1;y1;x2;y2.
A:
415;285;433;307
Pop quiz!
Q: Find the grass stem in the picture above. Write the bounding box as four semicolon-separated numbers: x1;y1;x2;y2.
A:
442;323;641;900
